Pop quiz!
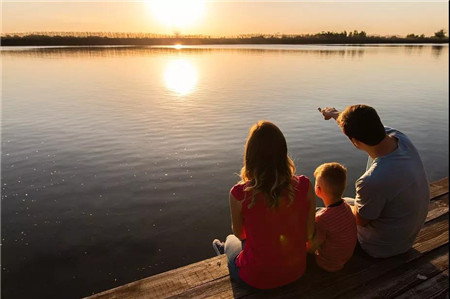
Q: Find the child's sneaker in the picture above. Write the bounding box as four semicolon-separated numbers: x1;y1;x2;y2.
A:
212;239;225;256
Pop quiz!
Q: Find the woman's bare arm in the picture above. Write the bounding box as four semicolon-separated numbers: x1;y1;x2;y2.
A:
229;192;245;240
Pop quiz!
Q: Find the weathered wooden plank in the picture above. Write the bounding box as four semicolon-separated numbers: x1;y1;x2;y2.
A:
424;289;450;299
414;214;448;251
337;245;449;299
426;194;448;222
162;214;449;299
394;269;449;299
166;276;246;299
86;255;228;299
429;177;449;199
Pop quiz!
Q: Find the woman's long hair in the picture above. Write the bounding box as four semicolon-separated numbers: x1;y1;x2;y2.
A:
240;121;296;208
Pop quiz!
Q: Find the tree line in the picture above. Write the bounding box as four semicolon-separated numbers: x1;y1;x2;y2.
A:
1;29;447;46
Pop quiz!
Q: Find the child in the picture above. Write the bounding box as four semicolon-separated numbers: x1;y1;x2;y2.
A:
307;162;357;272
212;120;316;289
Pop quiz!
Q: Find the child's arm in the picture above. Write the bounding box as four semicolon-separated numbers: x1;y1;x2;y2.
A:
306;181;316;242
229;192;246;240
307;229;325;253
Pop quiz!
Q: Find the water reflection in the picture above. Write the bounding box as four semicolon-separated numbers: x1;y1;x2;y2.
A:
432;45;444;57
404;44;424;55
2;43;448;299
163;58;198;95
1;45;368;58
2;45;448;60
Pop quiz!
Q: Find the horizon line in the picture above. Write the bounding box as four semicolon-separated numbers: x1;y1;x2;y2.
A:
1;0;448;2
2;30;448;38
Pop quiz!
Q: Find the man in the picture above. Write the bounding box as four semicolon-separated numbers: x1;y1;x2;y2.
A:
319;105;429;258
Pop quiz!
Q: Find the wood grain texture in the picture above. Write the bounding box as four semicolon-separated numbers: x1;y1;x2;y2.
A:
394;269;449;299
426;194;448;221
337;245;449;299
429;177;449;199
86;255;228;299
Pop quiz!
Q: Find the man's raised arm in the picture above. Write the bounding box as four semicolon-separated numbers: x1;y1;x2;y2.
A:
318;107;340;121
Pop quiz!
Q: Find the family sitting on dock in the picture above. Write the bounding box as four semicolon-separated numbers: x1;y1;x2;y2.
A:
212;104;430;289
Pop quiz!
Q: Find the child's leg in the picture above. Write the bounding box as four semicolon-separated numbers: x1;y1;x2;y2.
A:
224;234;243;282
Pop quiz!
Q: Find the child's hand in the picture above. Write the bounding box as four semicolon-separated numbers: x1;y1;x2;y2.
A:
318;107;339;120
306;239;316;253
306;240;312;251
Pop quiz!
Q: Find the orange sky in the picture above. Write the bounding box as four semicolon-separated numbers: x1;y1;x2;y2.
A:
1;1;448;37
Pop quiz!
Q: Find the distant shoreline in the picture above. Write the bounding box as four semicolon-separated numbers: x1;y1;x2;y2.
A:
1;36;449;47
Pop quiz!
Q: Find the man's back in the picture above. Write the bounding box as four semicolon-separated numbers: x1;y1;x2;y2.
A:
355;127;430;258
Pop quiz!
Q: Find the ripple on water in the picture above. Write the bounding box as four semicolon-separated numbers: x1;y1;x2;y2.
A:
1;45;448;298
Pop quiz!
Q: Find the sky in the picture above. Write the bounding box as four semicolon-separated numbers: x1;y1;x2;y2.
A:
1;1;448;37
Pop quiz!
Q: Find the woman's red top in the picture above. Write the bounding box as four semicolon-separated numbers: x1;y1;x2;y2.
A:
231;175;310;289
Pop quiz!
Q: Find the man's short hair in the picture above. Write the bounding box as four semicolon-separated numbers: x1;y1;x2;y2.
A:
337;105;386;146
314;162;347;198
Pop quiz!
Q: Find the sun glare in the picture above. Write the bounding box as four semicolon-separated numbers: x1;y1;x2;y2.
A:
164;59;198;96
148;0;205;29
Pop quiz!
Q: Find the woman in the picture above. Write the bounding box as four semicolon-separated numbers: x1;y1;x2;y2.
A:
213;120;316;289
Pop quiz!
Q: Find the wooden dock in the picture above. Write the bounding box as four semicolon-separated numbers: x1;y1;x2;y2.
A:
87;177;448;299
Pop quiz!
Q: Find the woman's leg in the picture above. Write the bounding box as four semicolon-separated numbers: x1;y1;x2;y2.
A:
224;234;243;282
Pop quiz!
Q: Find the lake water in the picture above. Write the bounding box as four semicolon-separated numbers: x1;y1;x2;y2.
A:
1;44;448;298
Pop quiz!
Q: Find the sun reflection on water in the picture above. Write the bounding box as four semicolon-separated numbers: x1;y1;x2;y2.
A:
164;58;198;96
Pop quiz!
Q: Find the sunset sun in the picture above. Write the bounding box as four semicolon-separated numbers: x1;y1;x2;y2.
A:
147;0;205;29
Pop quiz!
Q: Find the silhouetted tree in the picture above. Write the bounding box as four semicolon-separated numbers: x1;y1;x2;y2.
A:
434;29;447;38
349;30;367;38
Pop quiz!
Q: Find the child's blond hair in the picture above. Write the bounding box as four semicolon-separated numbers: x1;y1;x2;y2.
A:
314;162;347;198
